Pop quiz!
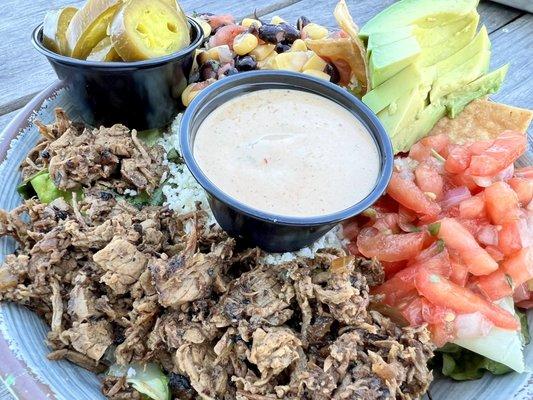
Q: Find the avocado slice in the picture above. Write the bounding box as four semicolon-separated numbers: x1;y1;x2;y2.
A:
360;0;480;38
377;86;429;143
393;103;447;152
367;26;414;52
417;13;479;67
432;26;490;78
445;64;508;118
368;11;478;53
369;36;421;87
362;64;422;114
430;48;491;102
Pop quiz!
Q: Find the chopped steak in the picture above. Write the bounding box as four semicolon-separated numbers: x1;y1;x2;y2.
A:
94;238;148;295
23;109;167;194
0;110;435;400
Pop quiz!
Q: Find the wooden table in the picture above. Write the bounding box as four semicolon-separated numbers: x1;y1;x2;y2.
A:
0;0;531;399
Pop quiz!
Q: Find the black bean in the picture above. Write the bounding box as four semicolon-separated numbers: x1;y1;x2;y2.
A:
279;23;300;43
199;60;220;81
40;149;50;159
223;67;239;76
296;16;311;31
325;63;340;84
258;24;285;44
275;43;291;53
235;55;257;71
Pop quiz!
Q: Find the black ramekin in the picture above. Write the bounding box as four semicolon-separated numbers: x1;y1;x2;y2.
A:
180;71;393;253
32;17;204;130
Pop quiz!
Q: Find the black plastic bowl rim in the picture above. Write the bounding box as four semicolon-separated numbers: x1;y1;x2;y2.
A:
31;17;204;69
180;70;394;227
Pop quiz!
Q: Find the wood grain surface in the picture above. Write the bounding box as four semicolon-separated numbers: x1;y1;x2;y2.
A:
0;1;531;399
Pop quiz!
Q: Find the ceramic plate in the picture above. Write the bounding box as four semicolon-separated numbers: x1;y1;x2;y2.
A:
0;82;531;400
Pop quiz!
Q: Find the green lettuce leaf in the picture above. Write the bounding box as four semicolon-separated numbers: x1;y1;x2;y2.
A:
108;363;170;400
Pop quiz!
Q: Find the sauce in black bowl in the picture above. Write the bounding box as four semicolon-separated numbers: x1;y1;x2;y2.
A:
180;71;393;253
32;17;204;130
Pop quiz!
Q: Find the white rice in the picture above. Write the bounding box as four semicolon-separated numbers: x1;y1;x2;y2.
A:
159;114;346;263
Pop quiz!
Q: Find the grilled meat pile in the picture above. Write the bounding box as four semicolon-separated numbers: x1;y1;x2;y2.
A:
0;111;435;399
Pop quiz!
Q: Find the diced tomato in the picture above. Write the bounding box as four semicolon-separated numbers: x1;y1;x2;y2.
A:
485;181;521;225
347;242;361;256
372;213;400;233
445;145;471;174
469;140;494;155
498;221;522;256
357;227;426;262
209;24;247;48
502;247;533;288
515;166;533;179
485;245;505;262
466;131;527;177
409;142;431;162
372;267;418;306
372;195;400;214
476;247;533;301
382;260;408;280
421;134;450;157
388;172;441;216
342;220;360;241
508;177;533;205
415;268;519;330
513;283;531;303
438;218;498;275
450;172;480;192
412;243;452;277
398;205;418;233
449;252;469;286
474;270;513;301
459;194;486;219
430;321;456;347
399;296;426;326
415;162;444;200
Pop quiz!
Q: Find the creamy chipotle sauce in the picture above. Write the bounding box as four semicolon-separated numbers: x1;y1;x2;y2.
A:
193;89;380;217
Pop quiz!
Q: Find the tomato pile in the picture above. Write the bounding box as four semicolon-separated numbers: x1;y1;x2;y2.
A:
344;131;532;346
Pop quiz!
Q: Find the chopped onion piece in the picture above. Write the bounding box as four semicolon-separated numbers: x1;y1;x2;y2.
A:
441;186;471;209
455;312;493;339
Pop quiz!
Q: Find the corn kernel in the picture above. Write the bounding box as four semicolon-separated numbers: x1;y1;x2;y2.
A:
181;84;200;107
290;39;307;52
258;51;278;69
303;52;327;71
249;44;276;61
233;33;259;56
241;18;262;28
302;23;329;40
303;69;331;81
192;17;212;37
275;51;309;72
271;15;285;25
198;45;231;64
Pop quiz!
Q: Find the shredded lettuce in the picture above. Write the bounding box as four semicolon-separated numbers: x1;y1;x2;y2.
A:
108;363;170;400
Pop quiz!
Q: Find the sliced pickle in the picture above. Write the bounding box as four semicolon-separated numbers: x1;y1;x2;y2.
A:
42;6;78;55
110;0;190;61
66;0;123;59
86;37;122;61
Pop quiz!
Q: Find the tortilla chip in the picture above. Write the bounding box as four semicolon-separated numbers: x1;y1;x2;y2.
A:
306;0;369;95
430;99;533;144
